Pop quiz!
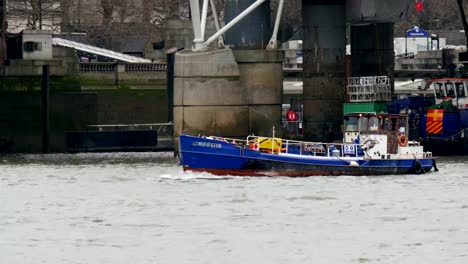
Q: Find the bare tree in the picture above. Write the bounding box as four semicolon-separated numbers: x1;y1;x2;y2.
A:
56;0;184;49
7;0;61;32
395;0;464;35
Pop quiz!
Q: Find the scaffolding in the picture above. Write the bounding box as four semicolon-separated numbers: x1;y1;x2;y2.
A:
347;76;392;102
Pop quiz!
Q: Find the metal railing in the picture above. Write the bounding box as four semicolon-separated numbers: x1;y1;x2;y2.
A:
125;63;167;72
245;136;363;158
87;122;173;133
79;63;167;73
347;76;392;102
79;62;116;72
207;135;364;158
395;52;416;59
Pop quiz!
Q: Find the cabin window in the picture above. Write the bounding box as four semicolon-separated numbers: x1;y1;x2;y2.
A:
456;82;466;98
398;118;407;133
369;117;379;131
445;82;455;97
345;117;358;131
434;83;444;99
380;118;386;130
383;118;398;132
358;117;368;132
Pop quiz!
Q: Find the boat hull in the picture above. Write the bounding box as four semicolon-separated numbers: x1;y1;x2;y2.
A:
180;135;435;177
183;159;434;177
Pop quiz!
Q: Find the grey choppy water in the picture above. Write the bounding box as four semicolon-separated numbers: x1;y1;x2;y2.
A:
1;153;468;264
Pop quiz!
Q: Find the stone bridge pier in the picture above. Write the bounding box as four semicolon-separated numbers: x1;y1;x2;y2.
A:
173;49;283;140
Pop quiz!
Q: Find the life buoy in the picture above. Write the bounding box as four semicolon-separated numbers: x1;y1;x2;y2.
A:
398;135;408;147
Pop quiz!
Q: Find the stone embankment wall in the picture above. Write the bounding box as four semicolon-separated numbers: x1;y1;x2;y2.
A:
0;89;168;153
0;46;168;153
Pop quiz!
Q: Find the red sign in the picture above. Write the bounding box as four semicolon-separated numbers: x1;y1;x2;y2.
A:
426;109;444;134
286;109;298;122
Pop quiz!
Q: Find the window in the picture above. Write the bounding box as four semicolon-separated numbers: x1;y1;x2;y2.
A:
153;40;165;50
358;117;368;132
445;82;455;97
434;83;444;99
24;41;42;52
398;118;407;133
345;117;358;131
456;82;466;98
369;117;379;131
383;118;397;132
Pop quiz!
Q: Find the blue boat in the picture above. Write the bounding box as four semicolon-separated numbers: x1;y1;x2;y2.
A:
179;114;437;176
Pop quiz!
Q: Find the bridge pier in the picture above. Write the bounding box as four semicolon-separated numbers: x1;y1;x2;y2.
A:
173;48;283;143
174;49;245;139
233;50;284;136
302;0;346;141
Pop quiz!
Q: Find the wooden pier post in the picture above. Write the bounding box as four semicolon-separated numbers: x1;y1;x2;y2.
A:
167;48;178;125
42;65;50;153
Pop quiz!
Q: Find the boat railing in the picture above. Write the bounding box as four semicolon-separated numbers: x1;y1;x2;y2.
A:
245;136;364;158
87;122;173;132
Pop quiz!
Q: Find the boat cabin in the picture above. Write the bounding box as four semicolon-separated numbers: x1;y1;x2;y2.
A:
343;113;411;155
423;78;468;109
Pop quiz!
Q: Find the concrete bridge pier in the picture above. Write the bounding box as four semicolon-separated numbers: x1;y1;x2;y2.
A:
233;50;284;137
302;0;346;142
173;49;245;140
173;48;284;143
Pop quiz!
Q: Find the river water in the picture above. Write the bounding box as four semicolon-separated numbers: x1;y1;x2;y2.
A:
1;153;467;264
